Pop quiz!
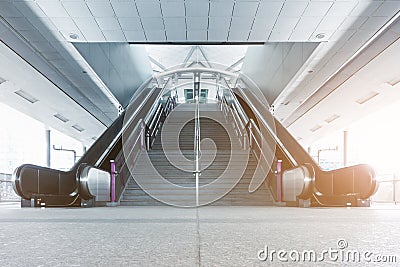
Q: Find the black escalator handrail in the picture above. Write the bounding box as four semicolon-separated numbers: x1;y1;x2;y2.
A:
235;85;298;166
95;86;159;167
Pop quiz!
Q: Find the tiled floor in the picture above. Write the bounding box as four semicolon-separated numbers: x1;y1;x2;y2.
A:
0;203;399;266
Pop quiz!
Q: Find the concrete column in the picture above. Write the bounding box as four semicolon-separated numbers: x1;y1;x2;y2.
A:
45;129;51;167
343;130;348;167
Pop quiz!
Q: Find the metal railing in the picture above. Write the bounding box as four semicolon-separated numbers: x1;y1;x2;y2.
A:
371;174;400;204
112;96;177;202
217;91;273;181
0;173;19;201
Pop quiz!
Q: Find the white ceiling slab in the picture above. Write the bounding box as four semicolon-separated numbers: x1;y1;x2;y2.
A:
208;29;228;42
146;30;166;42
62;1;92;18
185;1;209;17
161;1;185;17
257;1;283;18
36;1;70;18
141;17;164;32
102;30;126;42
187;30;207;41
233;2;258;17
208;17;231;31
280;1;308;17
209;1;234;17
303;1;332;17
123;30;146;42
118;17;142;31
86;1;115;18
186;17;208;31
136;2;162;18
111;1;139;18
96;17;121;31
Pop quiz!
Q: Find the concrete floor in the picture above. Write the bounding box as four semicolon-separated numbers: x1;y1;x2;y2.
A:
0;203;399;266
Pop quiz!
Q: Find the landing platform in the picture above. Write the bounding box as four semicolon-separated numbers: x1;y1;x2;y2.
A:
0;203;399;266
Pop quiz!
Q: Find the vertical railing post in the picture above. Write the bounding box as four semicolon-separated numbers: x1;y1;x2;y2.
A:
277;160;282;202
249;122;253;149
140;120;145;150
110;159;116;203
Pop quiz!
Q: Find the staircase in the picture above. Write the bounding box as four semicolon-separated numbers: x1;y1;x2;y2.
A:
120;103;274;206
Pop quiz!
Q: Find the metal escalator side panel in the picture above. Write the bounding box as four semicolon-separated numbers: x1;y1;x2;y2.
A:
13;164;77;199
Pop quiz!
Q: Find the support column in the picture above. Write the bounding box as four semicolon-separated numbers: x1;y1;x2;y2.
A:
343;130;348;167
45;129;51;168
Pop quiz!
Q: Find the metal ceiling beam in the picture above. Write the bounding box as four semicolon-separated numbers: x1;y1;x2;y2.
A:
148;56;166;71
198;46;213;68
183;46;196;67
225;57;244;71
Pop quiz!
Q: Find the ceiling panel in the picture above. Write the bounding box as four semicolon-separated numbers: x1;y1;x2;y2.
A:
273;16;300;33
372;1;400;17
208;17;231;31
124;30;146;42
164;17;185;31
186;17;208;31
96;17;121;31
349;1;382;17
209;1;234;17
233;1;258;17
86;1;115;17
316;16;346;31
326;1;358;17
208;29;228;42
118;17;142;31
230;16;253;32
136;2;162;18
146;30;166;41
228;29;249;42
13;1;47;18
185;1;209;17
187;30;207;41
141;17;165;31
257;1;283;18
280;1;308;17
303;1;332;17
111;1;139;17
290;16;322;41
4;17;35;31
36;1;69;18
62;1;92;18
166;29;186;42
80;27;105;42
50;17;80;32
161;1;185;17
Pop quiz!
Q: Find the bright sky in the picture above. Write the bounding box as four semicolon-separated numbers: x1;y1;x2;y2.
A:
312;99;400;176
0;103;83;173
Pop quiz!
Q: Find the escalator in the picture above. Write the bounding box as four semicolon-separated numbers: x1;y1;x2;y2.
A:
12;79;377;208
12;84;164;207
232;86;377;207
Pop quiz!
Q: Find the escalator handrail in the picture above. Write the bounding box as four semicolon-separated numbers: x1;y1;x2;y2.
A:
95;85;158;167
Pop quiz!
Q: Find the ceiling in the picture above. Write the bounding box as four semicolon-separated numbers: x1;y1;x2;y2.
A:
0;0;399;148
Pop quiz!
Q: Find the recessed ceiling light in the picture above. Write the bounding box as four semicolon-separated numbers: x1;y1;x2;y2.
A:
325;114;340;123
356;91;379;105
54;113;69;123
310;125;322;132
72;124;85;132
14;90;38;103
69;33;79;40
315;33;325;39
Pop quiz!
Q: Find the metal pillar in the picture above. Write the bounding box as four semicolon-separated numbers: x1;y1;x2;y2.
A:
343;130;348;167
45;129;51;167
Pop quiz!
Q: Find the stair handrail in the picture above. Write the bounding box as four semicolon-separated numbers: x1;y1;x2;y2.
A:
113;96;177;202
